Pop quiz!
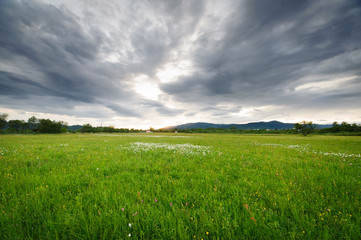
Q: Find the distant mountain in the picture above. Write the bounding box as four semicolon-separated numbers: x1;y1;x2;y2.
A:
66;125;82;131
162;121;332;130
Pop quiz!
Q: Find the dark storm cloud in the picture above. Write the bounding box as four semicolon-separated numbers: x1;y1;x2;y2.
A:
126;0;205;76
0;1;116;103
0;0;202;120
0;71;91;102
104;103;141;117
161;0;361;109
1;0;360;125
140;100;185;116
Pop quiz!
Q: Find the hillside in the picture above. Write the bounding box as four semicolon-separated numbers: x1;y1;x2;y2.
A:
162;121;331;130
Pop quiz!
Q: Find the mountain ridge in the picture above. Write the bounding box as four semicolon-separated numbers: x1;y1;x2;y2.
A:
162;121;332;130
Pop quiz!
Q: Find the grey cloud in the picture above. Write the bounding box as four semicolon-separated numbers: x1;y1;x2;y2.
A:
0;1;106;97
0;0;360;126
104;103;141;117
0;0;207;113
0;0;178;117
161;0;361;111
155;106;185;116
0;94;114;119
0;71;89;101
139;100;185;116
201;105;242;115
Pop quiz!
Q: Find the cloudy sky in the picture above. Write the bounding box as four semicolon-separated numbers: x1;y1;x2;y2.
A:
1;0;361;129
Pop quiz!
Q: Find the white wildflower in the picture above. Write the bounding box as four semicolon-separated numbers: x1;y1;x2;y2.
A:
253;142;360;159
120;142;212;155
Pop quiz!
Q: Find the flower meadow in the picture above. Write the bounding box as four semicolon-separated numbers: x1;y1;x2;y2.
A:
0;133;360;239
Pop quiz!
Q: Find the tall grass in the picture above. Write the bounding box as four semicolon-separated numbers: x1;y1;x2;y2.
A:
0;134;360;239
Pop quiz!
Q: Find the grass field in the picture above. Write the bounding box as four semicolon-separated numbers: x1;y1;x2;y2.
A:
0;133;360;239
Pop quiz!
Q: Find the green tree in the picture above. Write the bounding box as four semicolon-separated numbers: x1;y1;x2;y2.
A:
351;123;360;132
331;121;340;133
340;121;352;132
28;116;39;131
8;120;25;133
21;121;29;133
60;121;68;133
38;119;63;133
0;113;8;132
80;124;93;133
294;121;317;136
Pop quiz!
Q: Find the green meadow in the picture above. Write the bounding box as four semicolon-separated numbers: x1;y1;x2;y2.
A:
0;133;360;239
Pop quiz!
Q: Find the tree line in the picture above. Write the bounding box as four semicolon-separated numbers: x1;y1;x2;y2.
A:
0;114;142;134
78;124;141;133
1;113;360;135
157;121;361;136
0;114;67;133
319;121;361;133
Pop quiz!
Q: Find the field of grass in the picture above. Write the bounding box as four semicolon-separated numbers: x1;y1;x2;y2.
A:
0;133;360;239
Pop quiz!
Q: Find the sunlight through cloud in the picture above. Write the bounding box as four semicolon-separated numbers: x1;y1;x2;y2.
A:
133;75;162;100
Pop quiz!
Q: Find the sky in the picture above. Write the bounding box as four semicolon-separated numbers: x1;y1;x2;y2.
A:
1;0;361;129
